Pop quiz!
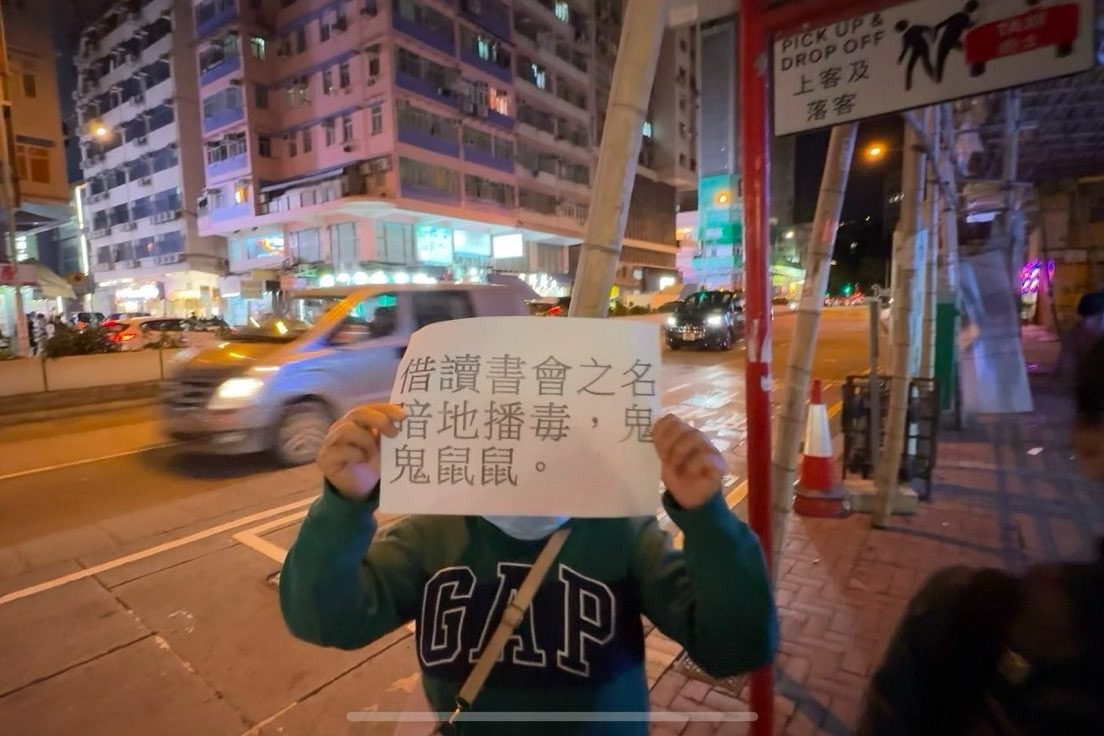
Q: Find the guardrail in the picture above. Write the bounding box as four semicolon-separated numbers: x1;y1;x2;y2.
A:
0;348;188;398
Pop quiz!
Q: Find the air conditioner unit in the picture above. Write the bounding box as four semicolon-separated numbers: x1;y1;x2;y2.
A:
140;177;152;185
132;94;145;104
136;135;149;145
157;253;182;265
343;142;356;153
123;221;138;231
128;259;141;268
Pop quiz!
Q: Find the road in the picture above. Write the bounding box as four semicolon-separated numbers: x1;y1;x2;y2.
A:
0;308;872;735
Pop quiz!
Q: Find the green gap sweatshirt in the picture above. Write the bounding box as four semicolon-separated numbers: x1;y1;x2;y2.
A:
280;483;777;735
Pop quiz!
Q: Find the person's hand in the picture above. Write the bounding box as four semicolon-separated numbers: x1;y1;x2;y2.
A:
652;414;725;510
318;404;406;501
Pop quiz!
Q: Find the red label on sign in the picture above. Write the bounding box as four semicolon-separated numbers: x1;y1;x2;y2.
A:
965;4;1080;64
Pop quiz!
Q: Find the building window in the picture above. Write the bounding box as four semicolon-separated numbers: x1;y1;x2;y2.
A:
554;1;570;23
258;135;272;157
302;126;313;153
370;104;383;135
254;83;269;108
295;26;307;54
366;50;381;79
320;17;331;42
397;100;458;146
322;67;333;94
323;118;336;146
461;27;511;71
234;182;250;204
395;47;455;94
399;157;460;198
285;75;310;107
205;134;248;167
465;174;514;207
287;135;298;158
342;114;353;143
291;227;322;262
328;222;358;267
22;72;36;98
338;61;351;89
250;36;266;59
488;88;510;116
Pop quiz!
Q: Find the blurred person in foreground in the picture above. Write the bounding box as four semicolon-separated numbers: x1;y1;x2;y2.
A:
1055;290;1104;384
280;404;776;735
858;338;1104;735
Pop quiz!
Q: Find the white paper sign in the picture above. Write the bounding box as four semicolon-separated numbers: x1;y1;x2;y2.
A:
773;0;1095;135
381;317;662;517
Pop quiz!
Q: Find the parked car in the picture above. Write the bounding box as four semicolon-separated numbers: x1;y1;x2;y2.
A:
107;312;151;322
160;284;528;465
665;290;743;351
656;299;683;314
109;317;222;351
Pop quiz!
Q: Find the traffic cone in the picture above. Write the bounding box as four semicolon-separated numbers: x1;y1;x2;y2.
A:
793;379;850;517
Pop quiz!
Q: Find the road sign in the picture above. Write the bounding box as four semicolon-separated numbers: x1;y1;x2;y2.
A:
773;0;1095;135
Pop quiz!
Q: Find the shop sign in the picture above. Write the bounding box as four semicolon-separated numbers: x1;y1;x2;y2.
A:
453;230;492;257
492;232;524;259
415;224;454;266
240;279;264;299
280;275;307;291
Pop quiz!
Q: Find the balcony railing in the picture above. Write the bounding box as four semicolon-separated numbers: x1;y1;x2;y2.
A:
203;106;245;134
199;53;241;87
206;152;249;181
196;1;239;39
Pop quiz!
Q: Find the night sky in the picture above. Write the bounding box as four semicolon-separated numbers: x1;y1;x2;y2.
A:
793;114;906;292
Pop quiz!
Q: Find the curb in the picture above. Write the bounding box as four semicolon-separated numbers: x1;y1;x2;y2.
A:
0;396;159;427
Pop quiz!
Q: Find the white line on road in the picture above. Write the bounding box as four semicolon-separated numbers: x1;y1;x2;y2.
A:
232;511;310;564
0;442;179;482
0;495;316;607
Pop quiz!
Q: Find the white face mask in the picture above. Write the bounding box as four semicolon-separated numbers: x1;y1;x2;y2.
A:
483;515;569;540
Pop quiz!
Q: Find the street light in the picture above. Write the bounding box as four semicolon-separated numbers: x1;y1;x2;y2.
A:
89;122;111;140
863;142;887;162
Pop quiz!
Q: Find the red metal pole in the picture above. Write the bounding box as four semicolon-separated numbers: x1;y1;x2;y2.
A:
738;2;774;735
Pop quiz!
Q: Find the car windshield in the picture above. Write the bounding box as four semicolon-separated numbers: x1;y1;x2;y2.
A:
229;296;343;343
228;294;399;343
681;292;731;310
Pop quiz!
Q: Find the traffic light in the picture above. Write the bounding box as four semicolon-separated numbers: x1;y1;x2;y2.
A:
842;283;853;296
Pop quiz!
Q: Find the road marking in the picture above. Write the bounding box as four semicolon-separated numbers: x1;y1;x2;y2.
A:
0;495;317;607
0;442;178;482
232;511;309;564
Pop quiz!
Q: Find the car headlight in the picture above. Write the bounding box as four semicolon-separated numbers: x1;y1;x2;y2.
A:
706;314;724;326
666;316;677;327
208;377;265;410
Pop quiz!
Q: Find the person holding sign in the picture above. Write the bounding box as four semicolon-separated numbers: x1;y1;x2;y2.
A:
280;403;777;734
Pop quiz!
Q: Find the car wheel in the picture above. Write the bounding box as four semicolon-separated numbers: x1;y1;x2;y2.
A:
273;400;333;466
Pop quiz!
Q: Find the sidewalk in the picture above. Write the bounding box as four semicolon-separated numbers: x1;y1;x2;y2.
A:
644;328;1104;735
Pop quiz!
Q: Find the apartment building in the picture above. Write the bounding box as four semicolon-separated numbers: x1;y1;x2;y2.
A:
76;0;228;317
188;0;692;322
0;0;80;339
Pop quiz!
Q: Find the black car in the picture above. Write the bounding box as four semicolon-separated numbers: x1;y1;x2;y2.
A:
664;290;743;351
